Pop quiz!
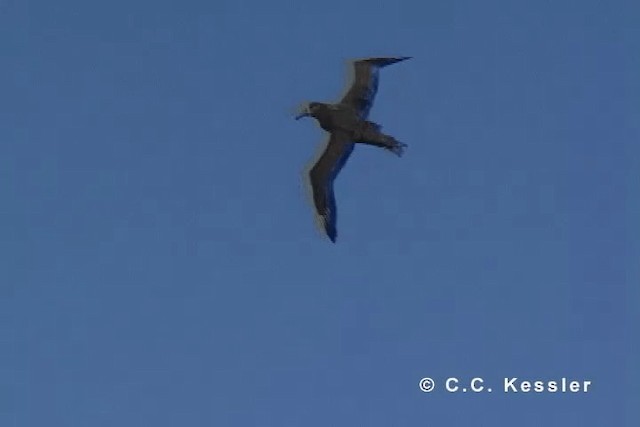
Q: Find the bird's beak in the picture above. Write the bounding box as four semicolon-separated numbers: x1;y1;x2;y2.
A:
294;106;311;120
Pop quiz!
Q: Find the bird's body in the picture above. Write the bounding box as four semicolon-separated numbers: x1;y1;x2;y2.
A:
296;56;411;242
307;102;394;146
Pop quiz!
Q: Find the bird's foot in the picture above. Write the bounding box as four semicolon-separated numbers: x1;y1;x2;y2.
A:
390;142;407;157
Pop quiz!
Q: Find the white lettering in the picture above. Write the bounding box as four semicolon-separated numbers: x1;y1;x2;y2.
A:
502;377;592;393
471;377;484;392
446;377;459;392
504;377;518;392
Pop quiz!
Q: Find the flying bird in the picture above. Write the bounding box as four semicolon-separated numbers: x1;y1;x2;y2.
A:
295;56;411;242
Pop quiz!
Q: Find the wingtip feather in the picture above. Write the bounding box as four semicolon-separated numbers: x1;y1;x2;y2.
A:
360;56;412;67
324;218;337;243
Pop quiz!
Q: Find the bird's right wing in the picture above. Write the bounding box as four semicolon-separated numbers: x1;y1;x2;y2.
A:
308;131;354;242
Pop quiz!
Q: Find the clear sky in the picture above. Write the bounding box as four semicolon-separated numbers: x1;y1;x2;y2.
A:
2;0;639;425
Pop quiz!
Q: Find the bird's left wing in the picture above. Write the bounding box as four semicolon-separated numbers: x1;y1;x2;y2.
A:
340;57;411;119
308;131;354;243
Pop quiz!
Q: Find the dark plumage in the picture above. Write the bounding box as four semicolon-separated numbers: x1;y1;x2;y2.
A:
295;56;411;242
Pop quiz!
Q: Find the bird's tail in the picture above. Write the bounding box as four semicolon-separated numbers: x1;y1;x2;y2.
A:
366;120;383;132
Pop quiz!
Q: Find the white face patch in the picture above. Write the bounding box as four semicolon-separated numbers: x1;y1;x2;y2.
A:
295;103;312;119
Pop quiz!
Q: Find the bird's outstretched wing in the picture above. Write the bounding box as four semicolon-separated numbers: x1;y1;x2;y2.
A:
309;131;354;242
340;57;411;119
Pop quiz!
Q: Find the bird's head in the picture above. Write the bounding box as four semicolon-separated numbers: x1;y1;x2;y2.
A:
294;102;323;120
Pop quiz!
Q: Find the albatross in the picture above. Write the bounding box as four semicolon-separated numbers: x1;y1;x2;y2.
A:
295;56;411;242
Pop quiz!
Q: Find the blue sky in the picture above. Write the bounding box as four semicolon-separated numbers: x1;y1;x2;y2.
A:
2;0;639;425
